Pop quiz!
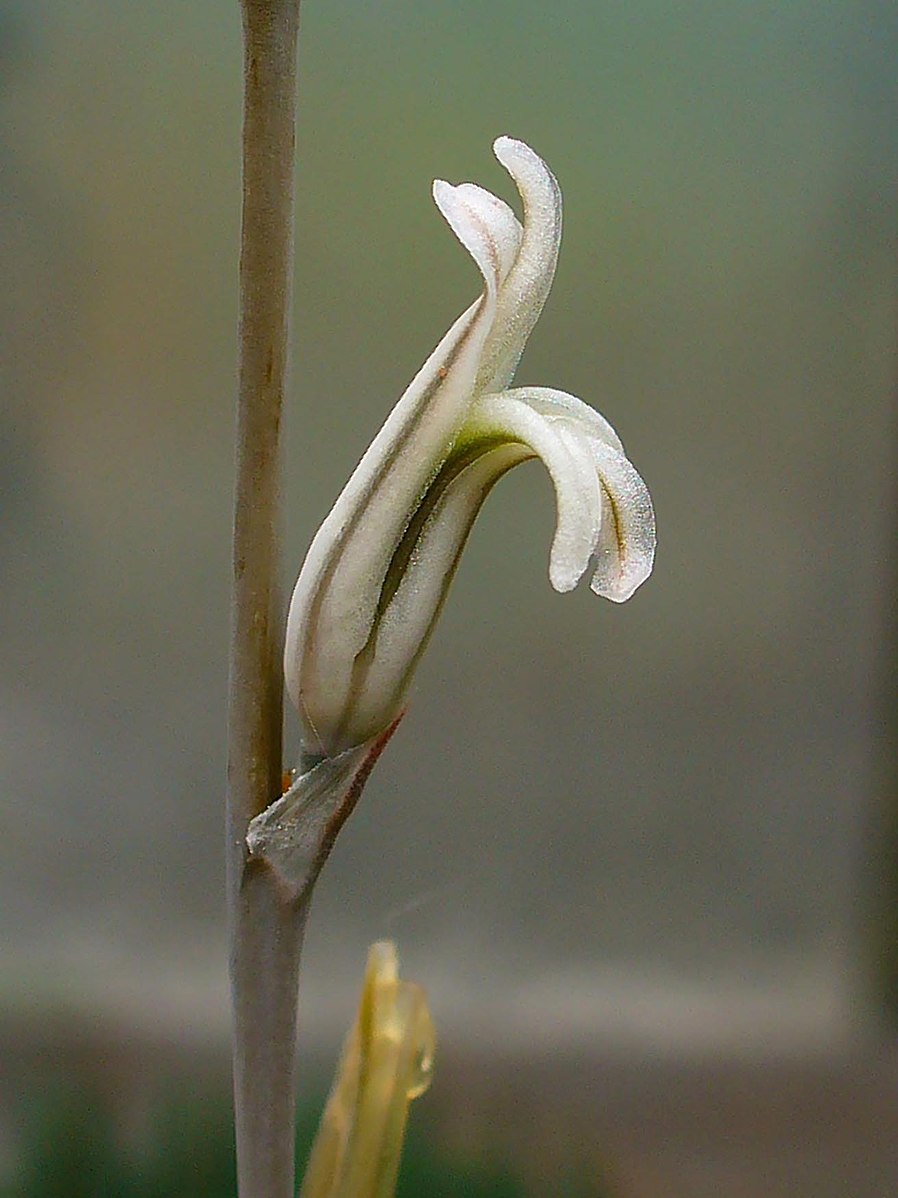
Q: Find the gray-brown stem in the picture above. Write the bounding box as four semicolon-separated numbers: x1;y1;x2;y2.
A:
227;2;302;1196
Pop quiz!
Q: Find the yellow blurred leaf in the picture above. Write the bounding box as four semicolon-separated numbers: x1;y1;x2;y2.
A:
300;941;435;1198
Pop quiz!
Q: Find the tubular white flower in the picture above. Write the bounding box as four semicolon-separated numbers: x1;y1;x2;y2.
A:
283;137;656;762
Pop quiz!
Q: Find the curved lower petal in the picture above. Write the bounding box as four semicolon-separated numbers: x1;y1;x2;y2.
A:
463;388;655;600
502;385;624;453
463;392;603;592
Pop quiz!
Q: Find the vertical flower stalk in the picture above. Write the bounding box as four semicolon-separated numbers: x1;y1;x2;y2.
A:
227;2;302;1196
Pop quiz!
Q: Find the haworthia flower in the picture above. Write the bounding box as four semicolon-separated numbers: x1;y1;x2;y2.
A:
284;137;655;763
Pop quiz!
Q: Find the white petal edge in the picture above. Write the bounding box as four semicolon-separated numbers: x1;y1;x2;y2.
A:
502;385;625;453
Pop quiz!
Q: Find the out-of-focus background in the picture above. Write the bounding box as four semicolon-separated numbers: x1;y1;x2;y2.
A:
2;1;898;1194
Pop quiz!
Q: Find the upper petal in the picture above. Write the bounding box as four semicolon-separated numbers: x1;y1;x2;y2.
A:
434;181;522;288
475;138;563;394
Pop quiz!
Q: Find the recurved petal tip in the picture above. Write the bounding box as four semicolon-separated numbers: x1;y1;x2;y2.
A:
492;134;527;160
492;136;522;178
433;178;511;299
452;182;522;283
587;440;656;603
492;136;562;216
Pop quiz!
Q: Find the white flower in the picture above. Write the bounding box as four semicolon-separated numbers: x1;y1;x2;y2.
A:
284;137;655;763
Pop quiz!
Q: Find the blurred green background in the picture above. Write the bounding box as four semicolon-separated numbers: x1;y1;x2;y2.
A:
2;1;897;1193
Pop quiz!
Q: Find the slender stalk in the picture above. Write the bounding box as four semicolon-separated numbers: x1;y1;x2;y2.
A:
227;2;302;1195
